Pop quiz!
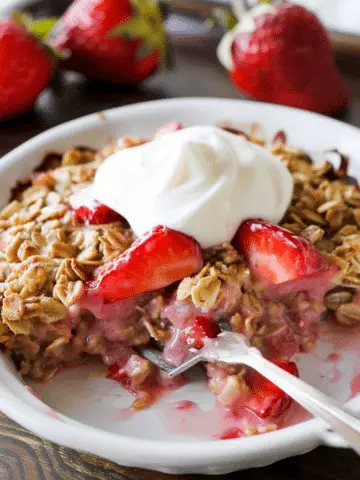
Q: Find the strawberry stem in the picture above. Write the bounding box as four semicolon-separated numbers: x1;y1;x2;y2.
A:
108;0;168;69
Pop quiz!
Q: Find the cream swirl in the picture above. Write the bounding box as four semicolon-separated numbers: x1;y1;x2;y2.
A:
93;126;293;248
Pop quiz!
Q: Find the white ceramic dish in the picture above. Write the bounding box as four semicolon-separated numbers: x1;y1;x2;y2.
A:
1;98;360;475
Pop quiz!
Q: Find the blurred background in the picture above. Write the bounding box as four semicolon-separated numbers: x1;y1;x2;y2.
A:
2;0;360;42
2;0;360;36
2;0;360;153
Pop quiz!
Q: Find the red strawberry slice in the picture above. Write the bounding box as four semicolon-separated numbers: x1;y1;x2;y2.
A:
234;219;329;286
251;359;298;395
219;427;243;440
245;392;292;419
88;225;203;303
107;362;131;386
245;359;298;419
69;187;122;225
182;316;221;350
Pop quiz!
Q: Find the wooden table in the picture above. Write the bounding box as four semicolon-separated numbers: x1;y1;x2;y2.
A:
3;1;360;478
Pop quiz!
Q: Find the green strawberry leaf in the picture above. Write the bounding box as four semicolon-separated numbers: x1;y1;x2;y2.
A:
12;11;31;27
13;12;57;40
207;8;237;31
131;0;151;18
109;0;168;70
111;17;153;42
131;0;164;25
29;17;58;40
12;11;69;61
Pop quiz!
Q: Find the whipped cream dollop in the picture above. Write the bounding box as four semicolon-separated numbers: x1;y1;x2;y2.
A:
93;126;293;248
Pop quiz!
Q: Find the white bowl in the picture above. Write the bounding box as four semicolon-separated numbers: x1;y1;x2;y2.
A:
1;98;360;475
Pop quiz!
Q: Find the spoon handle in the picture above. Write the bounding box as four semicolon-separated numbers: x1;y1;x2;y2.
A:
245;354;360;454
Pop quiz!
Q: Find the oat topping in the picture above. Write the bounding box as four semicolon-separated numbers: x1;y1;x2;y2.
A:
0;144;136;377
277;144;360;297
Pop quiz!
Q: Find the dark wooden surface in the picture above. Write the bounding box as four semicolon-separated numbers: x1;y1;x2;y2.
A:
3;1;360;479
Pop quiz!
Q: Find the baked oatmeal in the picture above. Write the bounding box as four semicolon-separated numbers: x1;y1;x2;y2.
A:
1;121;359;435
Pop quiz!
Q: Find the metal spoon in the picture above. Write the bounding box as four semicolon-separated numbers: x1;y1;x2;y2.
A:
139;331;360;453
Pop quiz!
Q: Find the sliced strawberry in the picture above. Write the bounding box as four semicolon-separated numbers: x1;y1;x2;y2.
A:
73;201;121;225
154;122;184;138
245;393;292;419
251;359;298;395
69;187;122;225
182;316;221;349
244;359;298;419
234;219;329;286
88;225;203;303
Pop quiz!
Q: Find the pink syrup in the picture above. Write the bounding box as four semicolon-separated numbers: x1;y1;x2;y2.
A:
327;352;340;362
159;396;311;440
46;407;62;421
25;385;40;399
118;372;189;418
174;400;198;411
351;374;360;398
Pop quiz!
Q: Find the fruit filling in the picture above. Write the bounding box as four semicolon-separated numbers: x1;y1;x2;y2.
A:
0;122;358;435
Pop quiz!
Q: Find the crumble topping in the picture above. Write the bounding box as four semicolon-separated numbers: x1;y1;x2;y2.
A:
274;139;360;324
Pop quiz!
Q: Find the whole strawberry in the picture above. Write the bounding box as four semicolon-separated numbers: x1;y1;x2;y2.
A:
217;2;348;115
0;19;54;121
51;0;166;85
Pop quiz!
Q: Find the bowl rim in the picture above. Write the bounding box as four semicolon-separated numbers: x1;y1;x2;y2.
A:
1;97;360;468
0;365;325;466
